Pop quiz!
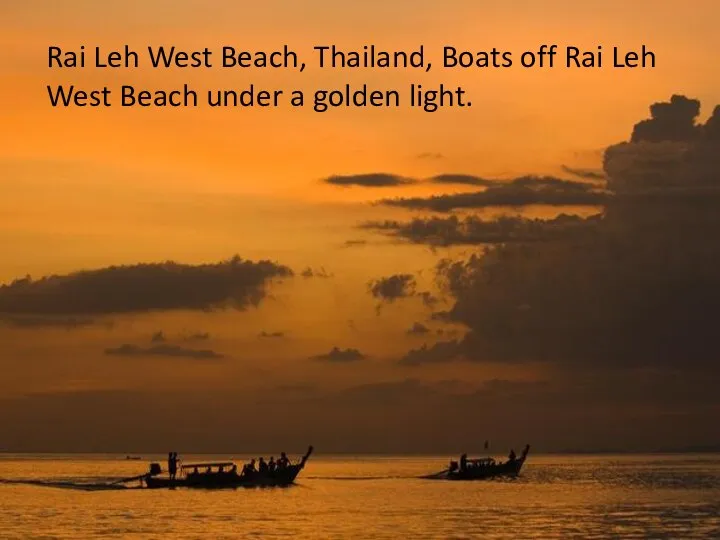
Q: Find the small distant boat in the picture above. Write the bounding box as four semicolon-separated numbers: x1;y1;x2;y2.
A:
125;456;142;460
424;444;530;480
137;446;313;489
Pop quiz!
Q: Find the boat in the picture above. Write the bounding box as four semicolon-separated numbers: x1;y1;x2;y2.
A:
125;455;142;460
423;444;530;480
139;446;313;489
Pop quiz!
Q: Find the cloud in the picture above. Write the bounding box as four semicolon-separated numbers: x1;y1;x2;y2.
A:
0;315;99;329
408;95;720;371
379;176;609;212
368;274;417;302
104;343;224;359
399;340;463;365
364;214;600;246
428;174;497;186
406;322;430;335
630;94;701;143
183;332;210;342
0;256;291;316
301;267;332;278
311;346;366;363
343;239;368;248
416;152;445;160
259;330;285;339
322;173;416;187
561;165;606;181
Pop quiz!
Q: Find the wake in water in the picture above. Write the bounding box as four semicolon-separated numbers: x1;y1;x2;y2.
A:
0;477;140;491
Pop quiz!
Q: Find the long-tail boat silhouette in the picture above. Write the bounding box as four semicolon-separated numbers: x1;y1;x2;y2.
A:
127;446;313;489
423;444;530;480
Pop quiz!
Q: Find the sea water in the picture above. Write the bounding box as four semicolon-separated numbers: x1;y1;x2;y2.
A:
0;454;718;538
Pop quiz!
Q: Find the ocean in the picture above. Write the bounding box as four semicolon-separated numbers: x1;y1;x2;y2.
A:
1;453;718;538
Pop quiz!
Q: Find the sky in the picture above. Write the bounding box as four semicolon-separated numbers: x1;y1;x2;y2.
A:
1;0;719;453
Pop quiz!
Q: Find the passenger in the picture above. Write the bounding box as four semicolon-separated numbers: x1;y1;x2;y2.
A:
205;466;212;474
508;449;517;462
258;457;268;473
218;465;224;474
268;456;276;472
277;452;290;469
193;467;199;475
231;464;237;474
168;452;178;480
459;453;467;472
242;458;256;476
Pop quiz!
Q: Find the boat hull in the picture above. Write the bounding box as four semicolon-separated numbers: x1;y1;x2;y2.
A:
144;466;303;489
445;456;526;480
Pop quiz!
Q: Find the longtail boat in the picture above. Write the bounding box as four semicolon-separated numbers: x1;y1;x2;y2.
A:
423;444;530;480
138;446;313;489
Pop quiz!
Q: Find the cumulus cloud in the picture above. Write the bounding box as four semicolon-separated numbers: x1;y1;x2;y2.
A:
406;322;431;335
323;173;416;187
364;214;599;246
368;274;417;302
400;95;720;371
104;343;224;359
311;346;366;363
630;94;700;143
0;256;291;316
379;176;609;212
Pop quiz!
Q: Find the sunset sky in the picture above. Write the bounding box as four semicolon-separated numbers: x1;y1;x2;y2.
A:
1;1;719;453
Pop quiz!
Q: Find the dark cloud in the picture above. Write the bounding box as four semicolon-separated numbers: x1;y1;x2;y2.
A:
0;315;99;329
399;340;462;365
630;94;701;143
0;256;291;316
323;173;416;187
259;330;285;339
311;346;366;363
104;343;224;359
379;176;609;212
406;322;430;335
416;152;445;160
428;174;496;186
418;291;439;308
364;214;599;246
368;274;417;302
183;332;210;342
301;267;332;278
561;165;606;181
343;239;368;247
404;95;720;372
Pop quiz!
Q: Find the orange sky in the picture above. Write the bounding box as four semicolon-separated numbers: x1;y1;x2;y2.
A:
0;1;719;451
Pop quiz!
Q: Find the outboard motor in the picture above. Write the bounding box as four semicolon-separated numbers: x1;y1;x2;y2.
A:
148;462;162;476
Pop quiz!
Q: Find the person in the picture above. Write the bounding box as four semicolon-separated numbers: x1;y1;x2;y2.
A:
459;453;467;472
508;449;517;462
277;452;290;469
230;464;237;475
258;457;268;473
268;456;276;472
242;458;256;476
168;452;178;480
